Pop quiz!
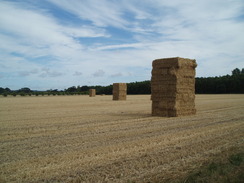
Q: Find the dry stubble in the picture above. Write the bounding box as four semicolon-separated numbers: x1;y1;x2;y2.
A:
0;95;243;182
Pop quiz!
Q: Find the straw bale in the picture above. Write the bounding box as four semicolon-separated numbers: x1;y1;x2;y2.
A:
89;89;96;97
151;57;197;117
113;83;127;100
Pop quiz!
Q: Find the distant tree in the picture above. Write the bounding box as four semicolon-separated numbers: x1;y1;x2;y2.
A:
195;68;244;94
65;86;77;93
20;93;26;96
0;87;11;94
0;87;5;94
80;85;89;92
127;81;151;94
18;87;32;93
232;68;241;75
216;83;226;94
5;87;11;92
98;85;112;95
77;85;81;92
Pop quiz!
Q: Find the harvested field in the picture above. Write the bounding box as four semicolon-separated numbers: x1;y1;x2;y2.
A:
0;94;243;182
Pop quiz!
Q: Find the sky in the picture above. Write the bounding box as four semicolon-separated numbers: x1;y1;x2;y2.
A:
0;0;244;90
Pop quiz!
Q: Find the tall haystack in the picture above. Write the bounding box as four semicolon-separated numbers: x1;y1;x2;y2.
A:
89;89;96;97
113;83;127;100
151;57;197;117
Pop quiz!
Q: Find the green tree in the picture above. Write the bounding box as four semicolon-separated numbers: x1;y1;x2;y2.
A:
80;85;89;92
0;87;4;94
232;68;241;75
65;86;77;93
18;87;32;93
0;88;11;95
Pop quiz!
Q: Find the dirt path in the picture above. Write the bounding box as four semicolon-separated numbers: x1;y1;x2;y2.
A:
0;95;243;182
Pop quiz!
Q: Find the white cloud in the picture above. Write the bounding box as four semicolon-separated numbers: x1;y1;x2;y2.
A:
0;0;243;89
0;1;108;60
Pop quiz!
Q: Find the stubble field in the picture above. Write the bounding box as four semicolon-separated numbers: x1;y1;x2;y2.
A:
0;94;243;182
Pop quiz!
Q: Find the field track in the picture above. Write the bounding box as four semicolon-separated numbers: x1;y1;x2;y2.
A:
0;94;243;182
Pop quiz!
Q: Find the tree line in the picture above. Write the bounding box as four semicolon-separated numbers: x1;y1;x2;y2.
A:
196;68;244;94
1;68;243;97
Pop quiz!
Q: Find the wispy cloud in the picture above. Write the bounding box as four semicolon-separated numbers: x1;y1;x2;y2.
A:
93;69;105;77
47;0;128;28
73;71;83;76
18;69;39;77
39;68;64;78
94;43;144;51
110;72;123;77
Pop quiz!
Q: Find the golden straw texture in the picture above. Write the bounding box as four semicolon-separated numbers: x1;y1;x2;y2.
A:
89;89;96;97
113;83;127;100
151;57;197;117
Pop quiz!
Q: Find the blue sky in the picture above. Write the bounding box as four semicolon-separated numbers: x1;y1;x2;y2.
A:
0;0;244;90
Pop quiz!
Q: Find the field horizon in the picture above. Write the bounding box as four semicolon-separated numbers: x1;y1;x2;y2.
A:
0;94;243;182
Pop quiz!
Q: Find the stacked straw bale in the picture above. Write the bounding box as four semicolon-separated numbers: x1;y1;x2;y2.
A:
113;83;127;100
89;89;96;97
151;57;197;117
